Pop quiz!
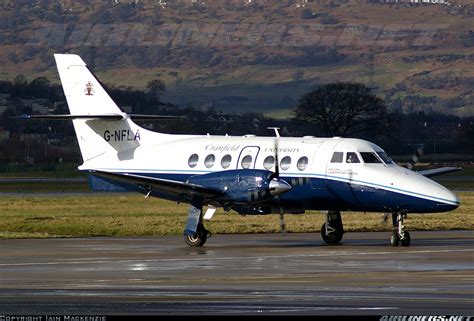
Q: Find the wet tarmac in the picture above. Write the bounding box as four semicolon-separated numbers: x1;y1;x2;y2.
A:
0;231;473;315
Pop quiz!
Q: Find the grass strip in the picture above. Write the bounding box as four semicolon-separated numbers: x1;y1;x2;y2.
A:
0;192;472;238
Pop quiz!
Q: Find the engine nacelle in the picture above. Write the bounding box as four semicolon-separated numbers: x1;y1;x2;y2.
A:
187;169;291;205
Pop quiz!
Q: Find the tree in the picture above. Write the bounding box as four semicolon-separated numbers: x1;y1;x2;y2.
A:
293;82;388;137
147;79;166;103
12;74;28;97
28;77;51;98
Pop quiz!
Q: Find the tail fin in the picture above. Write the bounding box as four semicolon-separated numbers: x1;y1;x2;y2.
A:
54;54;154;163
54;54;122;115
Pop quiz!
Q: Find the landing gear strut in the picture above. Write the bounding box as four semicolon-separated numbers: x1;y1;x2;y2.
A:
390;212;410;247
183;200;212;247
321;211;344;245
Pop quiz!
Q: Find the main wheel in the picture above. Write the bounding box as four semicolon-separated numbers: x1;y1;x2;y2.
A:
400;231;411;247
321;223;343;244
184;224;208;247
390;230;400;246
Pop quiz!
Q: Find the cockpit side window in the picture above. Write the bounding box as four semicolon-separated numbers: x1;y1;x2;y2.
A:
376;152;394;164
346;152;360;163
360;152;382;164
330;152;343;163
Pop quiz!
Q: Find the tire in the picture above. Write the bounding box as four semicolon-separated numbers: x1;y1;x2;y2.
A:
184;224;208;247
400;231;411;247
321;223;343;244
390;230;400;246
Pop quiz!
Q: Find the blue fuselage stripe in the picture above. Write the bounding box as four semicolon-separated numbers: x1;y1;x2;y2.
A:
94;168;458;207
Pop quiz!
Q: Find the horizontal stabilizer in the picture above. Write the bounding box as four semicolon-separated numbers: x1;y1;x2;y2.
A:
419;167;461;178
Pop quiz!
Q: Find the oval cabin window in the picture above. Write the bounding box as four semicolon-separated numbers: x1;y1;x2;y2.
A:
263;155;275;170
188;154;199;168
221;154;232;169
280;156;291;171
204;154;216;168
297;156;308;171
241;155;253;169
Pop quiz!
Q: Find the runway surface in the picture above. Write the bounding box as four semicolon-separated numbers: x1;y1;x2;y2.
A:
0;231;473;315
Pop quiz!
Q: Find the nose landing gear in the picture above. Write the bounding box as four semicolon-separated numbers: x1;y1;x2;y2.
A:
390;212;411;247
321;211;344;245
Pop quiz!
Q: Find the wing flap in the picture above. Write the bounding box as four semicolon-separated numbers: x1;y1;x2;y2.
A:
91;170;222;198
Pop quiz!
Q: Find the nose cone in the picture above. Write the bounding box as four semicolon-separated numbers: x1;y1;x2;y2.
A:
426;178;460;212
437;188;460;212
269;178;292;196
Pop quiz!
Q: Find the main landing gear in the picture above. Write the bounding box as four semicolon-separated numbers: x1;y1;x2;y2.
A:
183;200;212;247
184;223;211;247
390;212;411;247
321;211;344;245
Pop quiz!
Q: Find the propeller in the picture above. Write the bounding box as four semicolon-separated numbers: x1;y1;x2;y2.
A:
382;212;389;225
407;146;424;170
268;127;286;235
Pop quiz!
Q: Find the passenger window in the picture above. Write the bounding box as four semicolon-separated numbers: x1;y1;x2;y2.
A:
280;156;291;171
188;154;199;168
330;152;343;163
204;154;215;168
263;155;275;170
241;155;253;169
360;152;382;163
221;154;232;169
297;156;308;171
346;152;360;163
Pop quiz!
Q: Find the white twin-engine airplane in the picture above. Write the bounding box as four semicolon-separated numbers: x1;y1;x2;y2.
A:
38;54;461;247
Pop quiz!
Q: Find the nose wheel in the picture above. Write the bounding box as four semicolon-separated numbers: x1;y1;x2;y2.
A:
391;212;411;247
321;211;344;245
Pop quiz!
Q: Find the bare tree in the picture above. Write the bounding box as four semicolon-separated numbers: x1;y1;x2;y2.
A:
147;79;166;103
293;82;388;137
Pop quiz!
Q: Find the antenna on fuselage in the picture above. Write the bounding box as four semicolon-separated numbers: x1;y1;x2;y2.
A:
267;127;281;138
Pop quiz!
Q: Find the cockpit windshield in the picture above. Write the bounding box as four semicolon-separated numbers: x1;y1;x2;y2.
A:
360;152;382;164
376;151;394;164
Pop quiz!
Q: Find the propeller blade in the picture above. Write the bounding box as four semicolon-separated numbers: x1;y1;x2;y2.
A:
267;127;285;235
278;196;286;235
274;136;280;178
382;213;389;225
407;146;424;170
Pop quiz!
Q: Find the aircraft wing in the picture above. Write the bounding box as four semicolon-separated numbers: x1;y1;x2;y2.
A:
90;170;223;198
418;167;461;178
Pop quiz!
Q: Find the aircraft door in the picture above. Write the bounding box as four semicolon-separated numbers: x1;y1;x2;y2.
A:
237;146;260;169
305;140;343;208
324;140;362;210
310;140;333;191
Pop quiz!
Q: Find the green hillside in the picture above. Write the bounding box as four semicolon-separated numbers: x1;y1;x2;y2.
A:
0;0;473;116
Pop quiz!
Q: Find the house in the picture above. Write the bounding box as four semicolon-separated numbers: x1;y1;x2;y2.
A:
0;127;9;141
0;105;10;114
